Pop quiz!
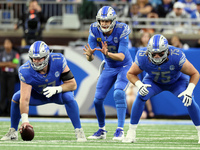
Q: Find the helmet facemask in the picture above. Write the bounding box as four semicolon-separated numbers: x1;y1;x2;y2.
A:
96;6;117;33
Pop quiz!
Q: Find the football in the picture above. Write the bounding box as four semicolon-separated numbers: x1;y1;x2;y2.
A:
20;125;34;141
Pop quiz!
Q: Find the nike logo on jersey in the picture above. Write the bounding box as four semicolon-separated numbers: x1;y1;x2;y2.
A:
123;65;128;68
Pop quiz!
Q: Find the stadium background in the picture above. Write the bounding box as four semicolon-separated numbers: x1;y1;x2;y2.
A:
0;0;200;118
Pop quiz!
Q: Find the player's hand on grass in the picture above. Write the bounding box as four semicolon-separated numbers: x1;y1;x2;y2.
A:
19;123;33;134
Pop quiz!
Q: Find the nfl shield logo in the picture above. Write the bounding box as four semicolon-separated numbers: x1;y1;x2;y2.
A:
114;37;118;43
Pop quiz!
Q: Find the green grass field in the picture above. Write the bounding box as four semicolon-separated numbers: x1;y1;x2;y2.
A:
0;118;199;150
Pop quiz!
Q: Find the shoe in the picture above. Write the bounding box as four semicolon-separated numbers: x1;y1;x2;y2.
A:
1;128;18;141
197;131;200;144
75;128;87;142
122;129;136;143
87;129;107;139
112;128;124;141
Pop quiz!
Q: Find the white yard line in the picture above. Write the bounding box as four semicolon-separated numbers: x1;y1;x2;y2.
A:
0;117;193;125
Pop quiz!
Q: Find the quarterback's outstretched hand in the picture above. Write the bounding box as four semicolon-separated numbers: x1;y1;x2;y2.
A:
135;80;151;96
95;41;109;56
83;43;95;57
43;86;62;98
178;83;195;107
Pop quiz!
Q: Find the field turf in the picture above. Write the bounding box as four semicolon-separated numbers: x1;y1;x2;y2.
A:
0;117;199;150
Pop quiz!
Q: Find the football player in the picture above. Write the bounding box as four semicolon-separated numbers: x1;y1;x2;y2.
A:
122;34;200;143
83;6;133;140
1;41;87;142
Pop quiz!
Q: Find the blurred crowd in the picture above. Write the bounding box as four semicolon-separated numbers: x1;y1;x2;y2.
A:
0;0;200;116
117;0;200;34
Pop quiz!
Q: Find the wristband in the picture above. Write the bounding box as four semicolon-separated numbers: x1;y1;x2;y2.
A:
57;86;63;93
135;80;143;88
86;54;92;57
21;113;29;123
187;83;195;94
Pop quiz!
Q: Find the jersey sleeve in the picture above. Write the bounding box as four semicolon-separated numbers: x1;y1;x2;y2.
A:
169;47;186;70
118;23;131;55
88;23;98;49
135;48;147;71
18;63;30;84
61;54;67;73
177;50;186;69
119;24;131;39
118;35;129;55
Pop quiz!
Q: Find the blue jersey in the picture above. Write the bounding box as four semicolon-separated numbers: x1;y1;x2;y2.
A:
88;21;133;68
135;45;186;85
18;53;67;94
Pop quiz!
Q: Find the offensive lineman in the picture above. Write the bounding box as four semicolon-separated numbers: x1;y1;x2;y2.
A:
122;34;200;143
1;41;87;142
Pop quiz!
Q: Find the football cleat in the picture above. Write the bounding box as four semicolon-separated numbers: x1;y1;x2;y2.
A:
122;129;136;143
87;129;107;139
75;128;87;142
112;128;124;141
197;131;200;144
1;128;18;141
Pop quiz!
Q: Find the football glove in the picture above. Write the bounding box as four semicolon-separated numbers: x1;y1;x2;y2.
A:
178;83;195;107
43;86;62;98
135;80;151;96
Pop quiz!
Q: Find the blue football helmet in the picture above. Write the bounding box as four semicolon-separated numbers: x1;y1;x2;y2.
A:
28;41;50;71
96;6;117;33
147;34;169;65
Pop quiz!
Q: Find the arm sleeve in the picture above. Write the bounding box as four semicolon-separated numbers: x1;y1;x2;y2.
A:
88;25;97;49
118;35;129;55
61;54;67;72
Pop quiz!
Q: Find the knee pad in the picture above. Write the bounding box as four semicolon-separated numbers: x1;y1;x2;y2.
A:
113;89;127;108
12;91;20;103
94;98;103;106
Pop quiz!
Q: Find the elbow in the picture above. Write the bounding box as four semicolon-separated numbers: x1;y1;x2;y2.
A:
119;58;125;62
119;54;125;61
87;55;94;62
71;81;77;91
88;59;93;62
126;71;130;80
73;83;77;91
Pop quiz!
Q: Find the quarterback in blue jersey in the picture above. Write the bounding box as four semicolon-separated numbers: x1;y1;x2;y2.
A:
83;6;133;141
122;34;200;143
1;41;87;142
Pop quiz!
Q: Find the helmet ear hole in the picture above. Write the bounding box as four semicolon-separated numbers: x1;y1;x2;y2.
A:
28;41;50;71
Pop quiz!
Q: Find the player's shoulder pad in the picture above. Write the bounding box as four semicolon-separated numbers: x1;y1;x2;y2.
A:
168;45;185;56
18;61;31;83
50;53;67;70
19;61;31;72
89;22;99;37
168;45;186;66
135;47;148;66
136;47;148;56
50;53;64;60
115;22;131;39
